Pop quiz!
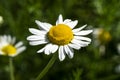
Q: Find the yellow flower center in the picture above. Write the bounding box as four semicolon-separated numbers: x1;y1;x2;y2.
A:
48;24;74;45
98;29;111;44
2;45;17;55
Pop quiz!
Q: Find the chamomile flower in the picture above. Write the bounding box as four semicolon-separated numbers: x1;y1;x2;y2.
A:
27;14;93;61
93;28;111;45
0;35;26;57
93;28;111;55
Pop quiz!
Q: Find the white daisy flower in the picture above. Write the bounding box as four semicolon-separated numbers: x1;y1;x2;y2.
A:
27;14;93;61
0;35;26;57
93;28;111;45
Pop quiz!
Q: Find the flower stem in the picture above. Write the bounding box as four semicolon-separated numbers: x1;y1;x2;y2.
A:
36;53;57;80
9;57;15;80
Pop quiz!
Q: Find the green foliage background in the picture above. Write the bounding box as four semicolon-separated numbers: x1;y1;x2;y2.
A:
0;0;120;80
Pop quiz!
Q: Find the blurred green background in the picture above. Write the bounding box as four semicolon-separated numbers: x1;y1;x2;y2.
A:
0;0;120;80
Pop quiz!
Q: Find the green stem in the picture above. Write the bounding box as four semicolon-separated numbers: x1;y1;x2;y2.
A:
36;53;57;80
9;57;15;80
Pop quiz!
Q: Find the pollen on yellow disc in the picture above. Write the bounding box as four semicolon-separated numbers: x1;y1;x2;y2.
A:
48;24;74;45
2;45;17;55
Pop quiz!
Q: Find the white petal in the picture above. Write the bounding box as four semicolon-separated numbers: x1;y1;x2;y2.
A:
68;43;81;50
50;44;58;53
71;39;90;47
7;35;12;43
35;20;52;31
64;45;74;59
63;19;72;24
66;20;78;29
37;47;45;53
74;30;93;35
0;41;8;47
29;41;48;46
17;46;26;54
59;46;65;61
29;28;47;35
44;43;53;53
44;44;52;55
74;36;91;42
56;14;63;25
27;35;46;41
72;24;87;33
47;44;53;53
15;41;23;48
3;35;7;42
11;37;16;44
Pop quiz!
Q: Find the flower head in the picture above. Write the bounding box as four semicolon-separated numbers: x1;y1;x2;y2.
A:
0;35;26;57
93;28;111;45
27;14;93;61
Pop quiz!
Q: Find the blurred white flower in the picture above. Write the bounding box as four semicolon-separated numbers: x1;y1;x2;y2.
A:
0;16;4;25
93;28;111;45
93;28;111;55
27;14;93;61
117;43;120;54
0;35;26;57
99;45;105;55
115;64;120;74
